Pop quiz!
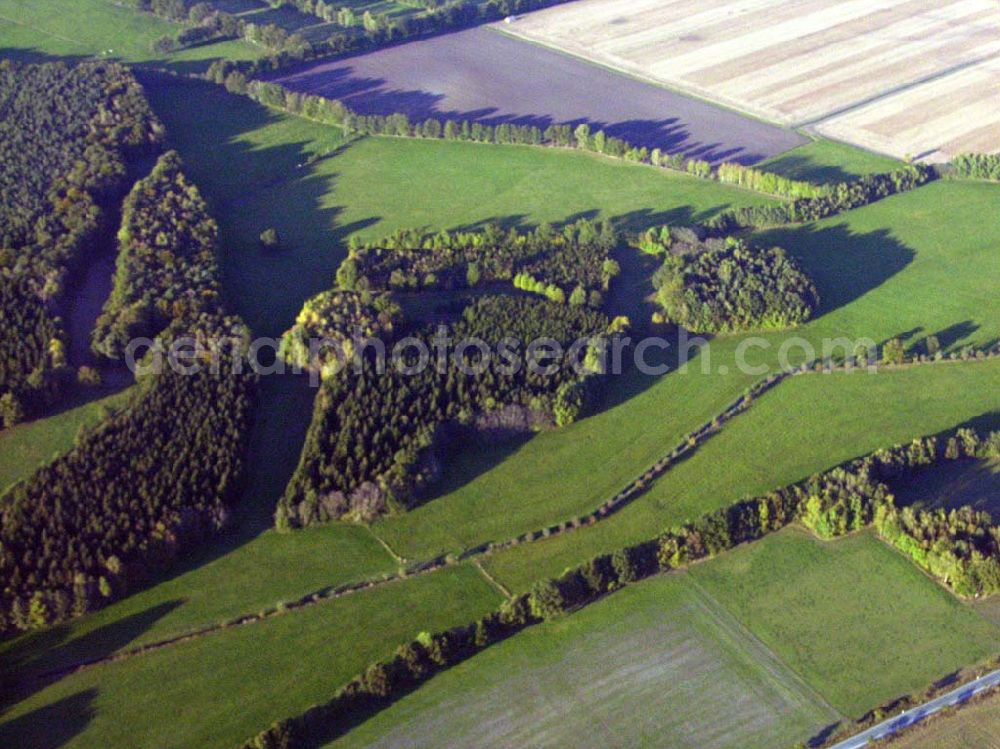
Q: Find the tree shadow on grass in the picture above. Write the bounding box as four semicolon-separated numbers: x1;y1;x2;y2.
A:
0;47;88;65
888;410;1000;517
139;73;357;339
755;223;916;320
0;600;182;706
0;689;97;749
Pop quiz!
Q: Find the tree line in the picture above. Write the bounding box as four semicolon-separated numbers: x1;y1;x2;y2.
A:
240;426;1000;749
337;220;619;306
91;151;223;360
705;165;935;233
227;78;869;207
200;0;579;77
951;153;1000;182
0;60;162;420
646;234;819;333
278;294;610;528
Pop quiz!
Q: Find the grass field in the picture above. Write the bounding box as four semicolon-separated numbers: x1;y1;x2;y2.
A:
3;61;1000;749
760;139;902;183
0;564;502;749
144;78;780;337
689;528;1000;717
483;359;1000;593
0;0;261;70
0;388;132;496
885;688;1000;748
327;570;838;749
0;79;786;741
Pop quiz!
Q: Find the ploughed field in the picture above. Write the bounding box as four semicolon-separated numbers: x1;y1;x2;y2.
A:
272;26;806;163
505;0;1000;160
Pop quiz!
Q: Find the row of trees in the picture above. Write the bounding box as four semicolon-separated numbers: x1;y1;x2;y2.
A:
277;295;610;528
91;152;222;359
235;79;848;204
0;316;256;634
705;165;935;232
204;0;580;78
337;220;619;304
0;61;162;417
951;153;1000;182
649;235;819;333
715;161;829;199
242;428;1000;748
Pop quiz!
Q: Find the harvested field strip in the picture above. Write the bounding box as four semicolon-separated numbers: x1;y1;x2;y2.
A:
325;571;838;749
815;54;1000;159
506;0;1000;157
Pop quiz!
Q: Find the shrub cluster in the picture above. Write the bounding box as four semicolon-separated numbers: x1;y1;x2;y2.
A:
951;152;1000;181
648;235;819;333
279;290;402;378
278;295;610;527
91;151;223;359
0;60;162;412
0;316;256;634
339;220;619;305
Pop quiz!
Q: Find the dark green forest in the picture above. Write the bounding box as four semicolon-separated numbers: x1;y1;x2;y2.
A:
278;295;611;528
92;151;222;359
0;60;161;416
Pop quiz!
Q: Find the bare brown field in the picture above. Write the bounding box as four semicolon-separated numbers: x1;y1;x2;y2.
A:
503;0;1000;159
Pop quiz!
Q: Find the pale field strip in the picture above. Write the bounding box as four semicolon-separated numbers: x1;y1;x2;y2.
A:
504;0;1000;159
817;56;1000;160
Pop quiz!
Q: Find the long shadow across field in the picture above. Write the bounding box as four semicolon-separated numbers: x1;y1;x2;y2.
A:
0;689;97;749
140;74;353;338
0;600;182;714
757;223;915;318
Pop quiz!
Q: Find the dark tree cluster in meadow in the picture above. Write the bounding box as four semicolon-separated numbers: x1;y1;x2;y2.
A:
647;234;819;333
338;220;620;306
0;61;162;418
278;295;610;528
279;289;402;375
0;316;256;634
91;151;223;359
